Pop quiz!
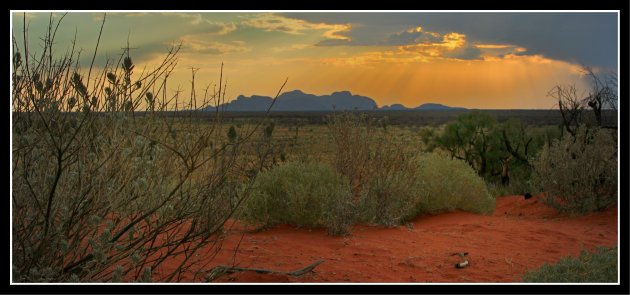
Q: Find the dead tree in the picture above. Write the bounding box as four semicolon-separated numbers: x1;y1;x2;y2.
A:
582;66;618;129
501;128;533;167
547;84;584;137
548;65;618;138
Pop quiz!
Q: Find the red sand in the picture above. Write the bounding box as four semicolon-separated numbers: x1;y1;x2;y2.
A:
155;195;618;283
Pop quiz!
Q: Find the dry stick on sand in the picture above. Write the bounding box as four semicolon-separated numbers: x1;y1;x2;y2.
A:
505;257;514;272
205;260;325;282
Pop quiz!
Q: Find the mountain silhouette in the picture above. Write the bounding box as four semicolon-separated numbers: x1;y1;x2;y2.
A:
378;103;466;111
415;103;466;110
210;90;377;111
205;90;466;111
378;104;409;111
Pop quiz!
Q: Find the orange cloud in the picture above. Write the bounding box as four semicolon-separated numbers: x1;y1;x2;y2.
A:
441;32;466;49
393;31;483;60
321;31;481;65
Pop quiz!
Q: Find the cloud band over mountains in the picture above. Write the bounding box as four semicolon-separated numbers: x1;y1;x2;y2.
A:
11;11;618;110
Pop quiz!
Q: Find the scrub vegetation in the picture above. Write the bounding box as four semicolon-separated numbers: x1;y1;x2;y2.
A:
11;14;617;283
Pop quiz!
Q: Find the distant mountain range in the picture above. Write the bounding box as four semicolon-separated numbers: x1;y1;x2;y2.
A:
205;90;466;111
379;102;467;111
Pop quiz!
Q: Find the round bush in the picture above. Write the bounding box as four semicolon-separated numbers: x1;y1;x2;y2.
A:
415;153;495;215
239;162;353;235
533;127;617;214
355;166;422;226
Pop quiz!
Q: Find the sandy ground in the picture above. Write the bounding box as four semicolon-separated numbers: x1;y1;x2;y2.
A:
154;195;618;283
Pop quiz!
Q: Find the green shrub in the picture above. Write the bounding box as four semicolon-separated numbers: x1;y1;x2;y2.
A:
533;127;617;214
239;162;354;235
326;112;384;198
240;154;495;233
522;247;617;282
415;153;495;215
355;155;422;226
327;112;422;226
356;152;495;225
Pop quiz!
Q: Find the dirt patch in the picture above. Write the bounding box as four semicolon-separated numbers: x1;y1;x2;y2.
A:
154;195;618;283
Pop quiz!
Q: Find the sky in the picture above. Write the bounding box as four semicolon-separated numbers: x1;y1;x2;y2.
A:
11;11;619;109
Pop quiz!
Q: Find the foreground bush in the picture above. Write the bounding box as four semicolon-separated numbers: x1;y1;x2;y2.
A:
415;153;495;215
522;247;617;282
327;112;495;226
357;152;495;226
239;162;354;235
326;112;391;198
327;112;425;226
11;14;281;282
352;134;423;226
533;126;617;214
354;157;422;226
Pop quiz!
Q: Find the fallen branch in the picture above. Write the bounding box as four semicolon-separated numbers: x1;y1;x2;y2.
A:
505;257;514;272
205;260;325;282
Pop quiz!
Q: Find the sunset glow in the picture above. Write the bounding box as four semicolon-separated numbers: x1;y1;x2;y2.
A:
11;11;618;109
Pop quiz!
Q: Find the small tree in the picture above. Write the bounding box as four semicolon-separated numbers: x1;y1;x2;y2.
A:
227;125;237;142
426;112;503;178
540;66;618;214
423;113;558;195
533;126;617;214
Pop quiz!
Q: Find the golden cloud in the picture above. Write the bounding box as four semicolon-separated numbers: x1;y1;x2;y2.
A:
407;26;423;33
441;32;466;49
242;13;351;40
319;31;558;68
397;32;476;59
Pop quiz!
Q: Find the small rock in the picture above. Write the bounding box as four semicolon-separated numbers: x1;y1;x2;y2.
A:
455;260;469;269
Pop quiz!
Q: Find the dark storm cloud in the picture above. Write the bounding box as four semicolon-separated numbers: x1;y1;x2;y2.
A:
316;28;443;46
316;39;352;46
283;12;618;69
443;45;483;60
